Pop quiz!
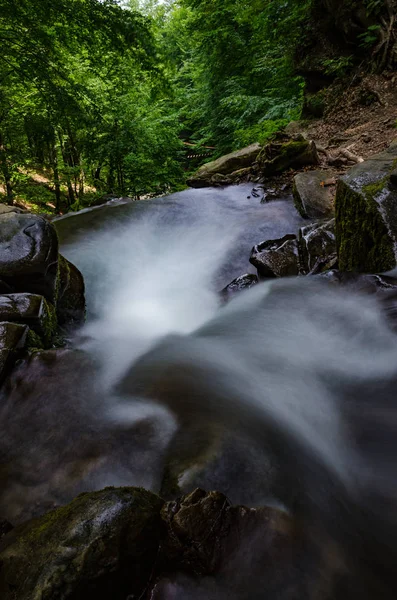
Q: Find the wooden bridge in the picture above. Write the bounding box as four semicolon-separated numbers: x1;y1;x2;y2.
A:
183;141;215;161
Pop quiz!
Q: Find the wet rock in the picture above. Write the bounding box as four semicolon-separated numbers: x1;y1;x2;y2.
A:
221;274;258;302
258;134;319;177
187;144;261;188
156;489;311;600
299;218;337;274
57;255;86;329
0;322;28;383
0;487;164;600
335;141;397;272
0;212;59;302
250;234;299;278
0;294;57;345
293;170;335;218
0;520;13;539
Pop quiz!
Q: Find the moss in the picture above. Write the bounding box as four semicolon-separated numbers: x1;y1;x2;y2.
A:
41;299;58;347
335;179;395;272
260;138;317;177
26;329;44;351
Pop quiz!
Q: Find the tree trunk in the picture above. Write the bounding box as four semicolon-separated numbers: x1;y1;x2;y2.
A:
0;131;13;205
58;130;75;206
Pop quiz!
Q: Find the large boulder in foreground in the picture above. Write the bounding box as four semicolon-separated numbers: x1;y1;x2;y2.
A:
0;487;164;600
293;170;335;218
250;234;299;278
0;294;57;345
0;212;59;302
335;142;397;272
187;143;261;188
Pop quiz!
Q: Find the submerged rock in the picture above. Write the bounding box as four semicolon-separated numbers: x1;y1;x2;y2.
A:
187;143;261;188
0;321;28;382
250;234;299;278
221;273;258;302
293;170;335;218
57;256;86;329
0;212;59;302
335;141;397;272
299;218;337;274
258;134;319;177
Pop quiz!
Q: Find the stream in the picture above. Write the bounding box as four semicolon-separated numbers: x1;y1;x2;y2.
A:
1;184;397;597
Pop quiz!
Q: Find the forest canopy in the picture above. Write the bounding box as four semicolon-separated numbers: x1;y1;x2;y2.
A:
0;0;394;212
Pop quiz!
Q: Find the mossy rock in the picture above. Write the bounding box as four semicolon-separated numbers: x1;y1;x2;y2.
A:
335;142;397;272
187;143;261;188
56;255;86;330
258;135;319;177
0;487;164;600
0;293;57;347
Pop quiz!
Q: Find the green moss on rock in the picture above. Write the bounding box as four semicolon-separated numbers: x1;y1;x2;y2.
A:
335;145;397;273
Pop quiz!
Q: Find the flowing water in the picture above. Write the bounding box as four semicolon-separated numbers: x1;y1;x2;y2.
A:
1;184;397;596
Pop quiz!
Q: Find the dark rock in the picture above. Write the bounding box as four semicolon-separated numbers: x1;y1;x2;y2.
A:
0;321;28;383
0;487;164;600
0;520;13;539
250;234;299;278
0;213;59;302
335;141;397;272
293;170;335;218
159;489;295;578
221;274;258;302
0;294;57;345
187;144;261;188
57;255;86;329
258;134;319;177
299;218;337;274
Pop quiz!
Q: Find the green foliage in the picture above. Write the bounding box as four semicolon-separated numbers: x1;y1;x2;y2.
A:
321;56;355;76
358;25;381;49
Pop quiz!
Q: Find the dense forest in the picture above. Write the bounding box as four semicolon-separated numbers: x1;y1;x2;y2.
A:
0;0;396;212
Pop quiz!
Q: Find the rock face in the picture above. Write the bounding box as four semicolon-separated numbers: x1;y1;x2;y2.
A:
299;218;337;274
0;294;57;345
57;256;86;329
0;212;59;302
293;170;335;218
187;143;261;188
250;234;299;278
0;322;28;382
221;273;258;302
0;487;164;600
335;142;397;272
258;134;319;177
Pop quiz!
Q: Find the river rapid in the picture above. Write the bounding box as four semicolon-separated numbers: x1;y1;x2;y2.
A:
1;184;397;597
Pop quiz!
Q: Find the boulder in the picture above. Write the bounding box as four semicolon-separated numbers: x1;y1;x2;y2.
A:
0;294;57;345
57;255;86;329
0;213;59;302
299;218;337;274
258;134;319;177
160;489;296;577
0;321;28;382
0;205;25;215
0;487;164;600
293;170;335;218
335;142;397;272
187;143;261;188
221;273;258;302
250;234;299;278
